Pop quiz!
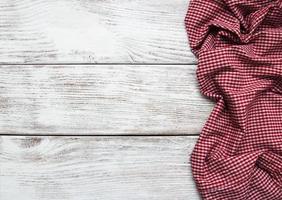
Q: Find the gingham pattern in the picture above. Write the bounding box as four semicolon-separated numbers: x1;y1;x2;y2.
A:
185;0;282;199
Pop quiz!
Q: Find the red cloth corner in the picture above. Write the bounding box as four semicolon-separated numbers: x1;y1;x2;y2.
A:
185;0;282;199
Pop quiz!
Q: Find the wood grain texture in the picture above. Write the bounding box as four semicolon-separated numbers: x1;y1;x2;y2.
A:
0;0;195;64
0;64;212;135
0;136;200;200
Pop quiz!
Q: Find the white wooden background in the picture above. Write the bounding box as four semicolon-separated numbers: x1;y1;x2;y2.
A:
0;0;213;199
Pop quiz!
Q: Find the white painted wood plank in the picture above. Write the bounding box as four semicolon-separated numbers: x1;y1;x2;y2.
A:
0;0;195;64
0;64;212;135
0;136;200;200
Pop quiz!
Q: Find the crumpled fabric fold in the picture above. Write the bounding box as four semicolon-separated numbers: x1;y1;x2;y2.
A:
185;0;282;199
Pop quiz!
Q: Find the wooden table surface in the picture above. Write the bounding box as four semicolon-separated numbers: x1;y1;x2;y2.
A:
0;0;214;199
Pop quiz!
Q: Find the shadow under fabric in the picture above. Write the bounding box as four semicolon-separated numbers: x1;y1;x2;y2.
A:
184;0;282;199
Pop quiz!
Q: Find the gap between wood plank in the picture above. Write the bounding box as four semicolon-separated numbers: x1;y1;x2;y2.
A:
0;63;197;66
0;133;200;137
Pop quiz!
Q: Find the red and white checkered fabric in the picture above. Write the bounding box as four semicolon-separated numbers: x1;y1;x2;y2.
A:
185;0;282;199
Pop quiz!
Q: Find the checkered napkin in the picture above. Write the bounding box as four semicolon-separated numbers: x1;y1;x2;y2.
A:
185;0;282;199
